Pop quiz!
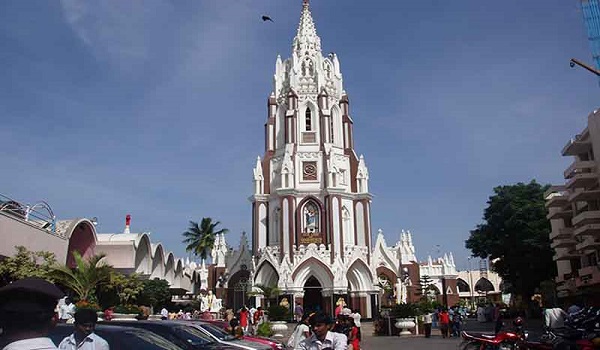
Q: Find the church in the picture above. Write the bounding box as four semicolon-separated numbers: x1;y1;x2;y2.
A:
231;0;459;318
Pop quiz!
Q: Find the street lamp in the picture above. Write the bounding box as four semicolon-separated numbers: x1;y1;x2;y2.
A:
570;58;600;76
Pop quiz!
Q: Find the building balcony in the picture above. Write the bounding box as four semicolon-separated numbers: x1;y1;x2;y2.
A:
562;130;591;156
550;227;574;240
553;250;581;261
545;185;567;199
568;188;600;203
575;237;600;252
575;265;600;288
551;238;577;250
546;189;569;208
565;173;598;190
573;223;600;237
547;207;573;221
572;210;600;226
564;160;596;179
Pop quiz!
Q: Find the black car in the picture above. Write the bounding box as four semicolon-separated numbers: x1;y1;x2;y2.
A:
48;323;183;350
104;320;239;350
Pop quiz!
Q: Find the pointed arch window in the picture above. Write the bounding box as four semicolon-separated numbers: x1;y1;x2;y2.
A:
305;108;312;131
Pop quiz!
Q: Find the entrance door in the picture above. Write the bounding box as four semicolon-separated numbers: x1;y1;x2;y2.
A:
303;276;323;313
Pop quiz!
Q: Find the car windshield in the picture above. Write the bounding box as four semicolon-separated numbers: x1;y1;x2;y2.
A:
174;325;216;347
199;324;237;341
123;330;183;350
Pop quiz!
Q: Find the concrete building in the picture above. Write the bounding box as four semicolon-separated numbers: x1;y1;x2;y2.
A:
545;109;600;302
0;195;202;294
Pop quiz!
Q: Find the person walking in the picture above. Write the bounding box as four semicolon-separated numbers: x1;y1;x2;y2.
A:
239;307;249;334
58;308;109;350
0;277;64;350
347;317;360;350
288;313;311;350
439;308;450;338
423;312;433;338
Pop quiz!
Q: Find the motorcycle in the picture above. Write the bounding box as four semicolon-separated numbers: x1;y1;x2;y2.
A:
460;317;528;350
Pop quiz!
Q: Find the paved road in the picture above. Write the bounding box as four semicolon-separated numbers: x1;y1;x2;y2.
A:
279;318;546;350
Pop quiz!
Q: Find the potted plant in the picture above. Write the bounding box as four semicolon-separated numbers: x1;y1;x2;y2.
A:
391;303;418;336
267;305;290;337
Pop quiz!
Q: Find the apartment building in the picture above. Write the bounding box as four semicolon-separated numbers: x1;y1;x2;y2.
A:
545;109;600;301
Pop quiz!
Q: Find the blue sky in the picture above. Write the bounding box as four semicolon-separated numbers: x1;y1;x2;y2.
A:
1;0;598;270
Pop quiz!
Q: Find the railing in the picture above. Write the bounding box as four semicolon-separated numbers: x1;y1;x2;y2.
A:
0;193;56;233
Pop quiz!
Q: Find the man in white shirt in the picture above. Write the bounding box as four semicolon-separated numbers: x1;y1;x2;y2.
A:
298;312;346;350
0;278;64;350
160;307;169;320
59;309;109;350
544;306;569;329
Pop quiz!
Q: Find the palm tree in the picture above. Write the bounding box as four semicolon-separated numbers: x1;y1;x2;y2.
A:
50;252;113;302
250;283;281;307
182;218;228;261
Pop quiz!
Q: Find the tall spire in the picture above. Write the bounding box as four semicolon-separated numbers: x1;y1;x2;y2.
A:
293;0;321;56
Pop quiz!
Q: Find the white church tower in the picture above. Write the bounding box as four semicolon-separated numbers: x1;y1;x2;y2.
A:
250;0;377;317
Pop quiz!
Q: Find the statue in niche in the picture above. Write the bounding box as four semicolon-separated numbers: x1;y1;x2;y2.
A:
304;203;319;232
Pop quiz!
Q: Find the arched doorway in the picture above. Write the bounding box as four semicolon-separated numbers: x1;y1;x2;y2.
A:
303;276;323;313
227;269;251;311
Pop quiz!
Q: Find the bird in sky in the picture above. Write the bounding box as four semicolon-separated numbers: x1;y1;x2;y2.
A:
262;15;274;22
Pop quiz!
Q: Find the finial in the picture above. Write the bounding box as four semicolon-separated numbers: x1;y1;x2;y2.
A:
303;0;309;8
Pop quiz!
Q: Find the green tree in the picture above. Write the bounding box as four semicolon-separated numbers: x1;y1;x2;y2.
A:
416;275;434;301
0;246;57;286
50;252;113;302
107;272;144;305
182;218;228;261
465;181;555;301
250;283;281;307
137;278;172;311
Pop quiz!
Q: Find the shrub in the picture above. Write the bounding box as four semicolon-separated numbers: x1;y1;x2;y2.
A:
390;303;418;318
256;322;273;337
114;304;141;314
267;305;290;321
75;300;101;312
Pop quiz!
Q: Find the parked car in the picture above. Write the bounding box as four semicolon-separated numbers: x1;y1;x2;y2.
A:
48;323;183;350
103;320;239;350
182;321;272;350
200;320;285;350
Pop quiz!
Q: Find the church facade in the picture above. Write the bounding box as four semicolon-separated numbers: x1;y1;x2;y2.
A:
248;0;380;318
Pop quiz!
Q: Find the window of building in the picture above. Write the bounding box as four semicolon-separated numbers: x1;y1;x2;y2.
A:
305;108;312;131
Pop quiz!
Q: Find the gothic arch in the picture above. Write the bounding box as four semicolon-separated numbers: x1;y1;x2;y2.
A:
296;196;325;244
254;260;279;286
330;105;341;144
346;259;373;292
475;277;495;293
292;257;334;289
342;206;352;246
65;219;97;268
301;101;317;135
457;278;470;293
227;269;252;311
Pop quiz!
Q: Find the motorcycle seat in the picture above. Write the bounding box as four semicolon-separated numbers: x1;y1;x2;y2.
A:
462;331;497;340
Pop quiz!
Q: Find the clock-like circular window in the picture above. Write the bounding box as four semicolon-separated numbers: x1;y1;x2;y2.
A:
303;162;317;180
